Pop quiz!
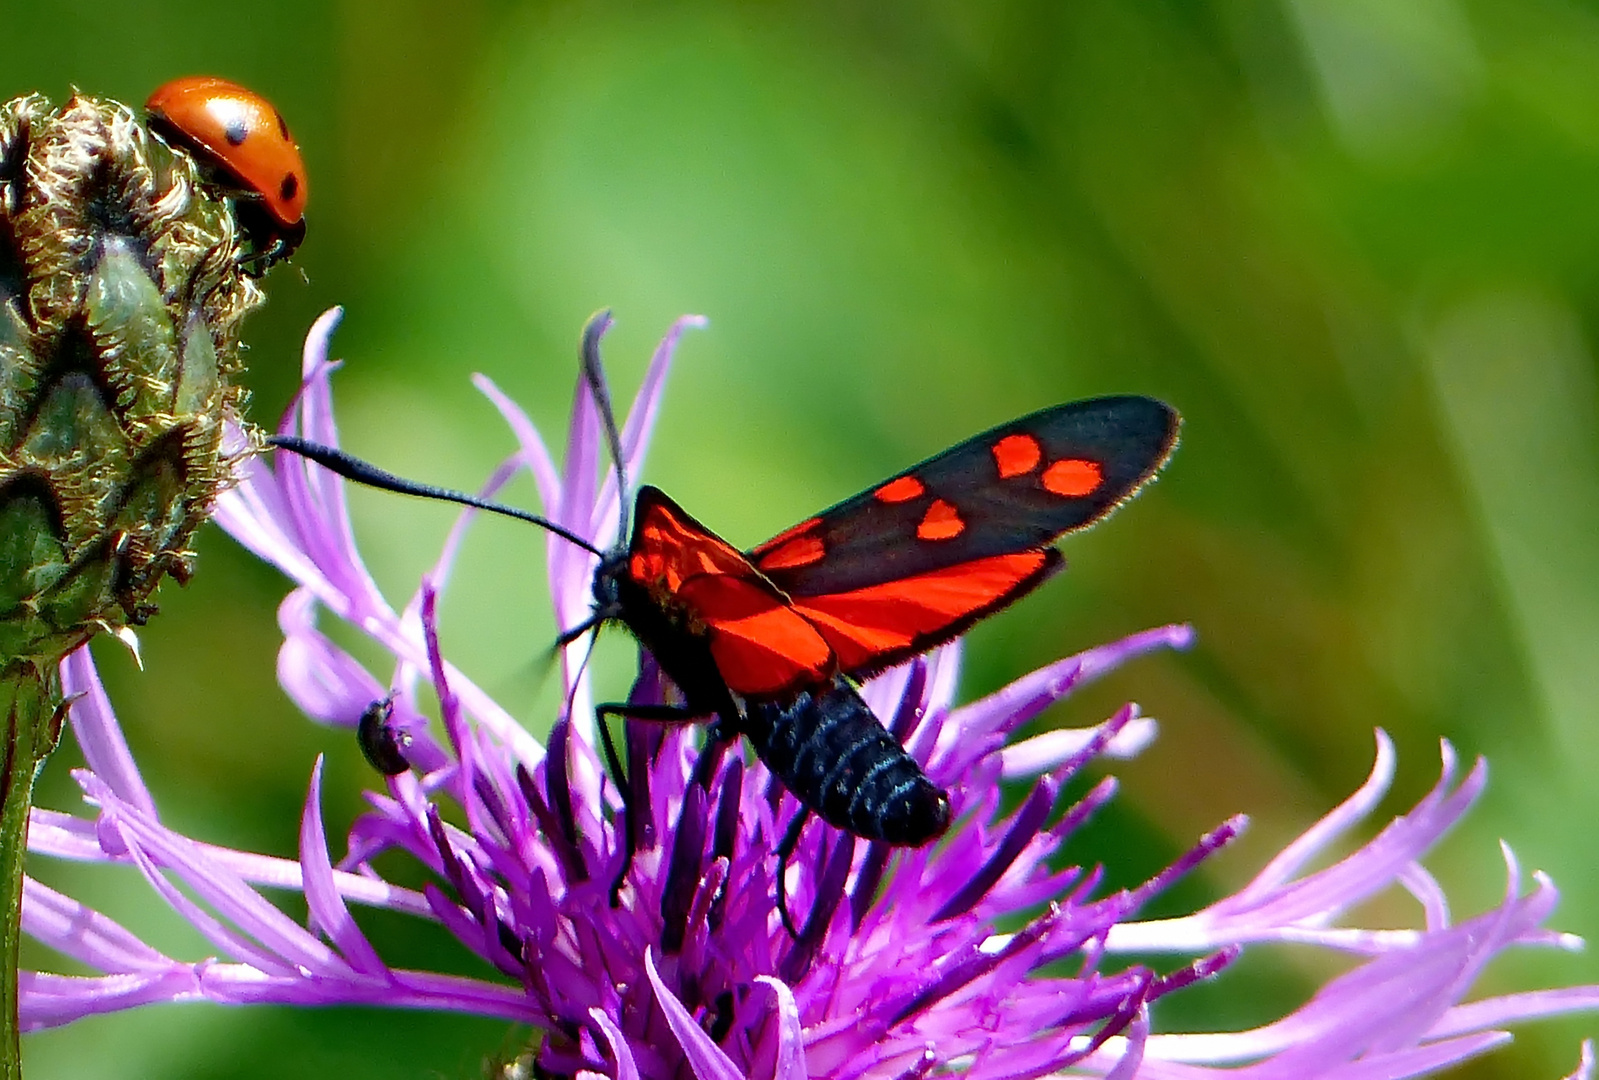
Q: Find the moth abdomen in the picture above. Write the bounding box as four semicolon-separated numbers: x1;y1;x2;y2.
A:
742;677;950;847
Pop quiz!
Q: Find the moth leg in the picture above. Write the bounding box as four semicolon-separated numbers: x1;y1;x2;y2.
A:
596;703;698;723
774;807;811;940
688;717;737;794
595;702;698;906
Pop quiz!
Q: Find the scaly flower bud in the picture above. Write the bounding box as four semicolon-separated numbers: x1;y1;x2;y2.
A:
0;90;261;664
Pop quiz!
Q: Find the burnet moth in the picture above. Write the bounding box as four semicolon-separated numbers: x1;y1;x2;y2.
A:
271;311;1179;935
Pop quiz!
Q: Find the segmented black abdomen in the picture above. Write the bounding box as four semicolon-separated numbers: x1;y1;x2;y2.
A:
741;677;951;846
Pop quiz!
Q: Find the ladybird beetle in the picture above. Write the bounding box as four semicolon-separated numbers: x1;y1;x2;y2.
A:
145;76;307;268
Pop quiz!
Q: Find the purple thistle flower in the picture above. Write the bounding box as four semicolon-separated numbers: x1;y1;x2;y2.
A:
20;308;1599;1077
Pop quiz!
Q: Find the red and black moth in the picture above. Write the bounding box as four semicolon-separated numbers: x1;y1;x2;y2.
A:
271;312;1180;936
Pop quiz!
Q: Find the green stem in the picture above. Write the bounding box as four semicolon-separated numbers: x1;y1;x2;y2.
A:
0;664;59;1079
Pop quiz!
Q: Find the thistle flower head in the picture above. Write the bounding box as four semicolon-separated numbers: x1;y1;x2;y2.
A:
20;311;1599;1078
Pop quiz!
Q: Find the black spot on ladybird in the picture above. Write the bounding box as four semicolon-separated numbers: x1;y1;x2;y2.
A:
275;110;289;139
223;118;249;146
279;173;299;201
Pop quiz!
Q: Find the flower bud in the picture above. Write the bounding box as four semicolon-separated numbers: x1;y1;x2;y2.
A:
0;91;264;667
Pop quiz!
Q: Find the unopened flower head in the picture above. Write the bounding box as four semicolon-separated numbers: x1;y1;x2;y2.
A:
0;90;264;664
20;310;1599;1078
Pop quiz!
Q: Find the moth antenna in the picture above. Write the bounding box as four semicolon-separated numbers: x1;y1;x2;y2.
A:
580;310;630;542
269;435;603;557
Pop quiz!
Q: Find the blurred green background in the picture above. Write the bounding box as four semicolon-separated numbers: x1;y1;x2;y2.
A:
10;0;1599;1076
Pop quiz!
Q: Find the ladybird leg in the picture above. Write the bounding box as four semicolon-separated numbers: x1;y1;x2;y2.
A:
595;702;698;906
774;807;811;940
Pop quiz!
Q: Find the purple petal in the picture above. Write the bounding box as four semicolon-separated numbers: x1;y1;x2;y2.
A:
593;313;707;543
1117;1031;1512;1077
291;307;347;445
411;453;526;605
754;975;808;1080
645;947;743;1080
276;590;386;725
1434;985;1599;1037
1564;1041;1595;1080
999;717;1158;777
271;322;391;617
589;1007;641;1080
81;774;351;978
214;424;329;595
1226;747;1483;931
25;808;434;919
25;810;104;862
111;817;305;978
299;758;389;976
20;878;172;973
1233;729;1397;903
472;373;563;518
472;372;601;655
554;317;607;618
18;969;205;1030
1108;736;1489;954
934;624;1193;775
1099;1007;1149;1080
1124;857;1561;1073
58;645;154;816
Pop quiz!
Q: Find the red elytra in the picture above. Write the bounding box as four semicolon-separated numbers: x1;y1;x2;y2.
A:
146;76;306;224
146;76;307;266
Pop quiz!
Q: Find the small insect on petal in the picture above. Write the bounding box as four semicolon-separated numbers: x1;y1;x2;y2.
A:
357;697;411;776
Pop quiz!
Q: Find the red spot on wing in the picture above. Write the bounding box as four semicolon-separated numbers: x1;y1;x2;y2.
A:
753;516;821;555
678;574;833;696
992;433;1041;478
757;534;826;571
630;495;754;593
917;499;964;541
791;552;1049;672
875;476;925;503
1042;458;1102;497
